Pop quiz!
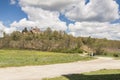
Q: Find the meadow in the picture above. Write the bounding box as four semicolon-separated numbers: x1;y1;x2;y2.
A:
44;69;120;80
0;49;92;67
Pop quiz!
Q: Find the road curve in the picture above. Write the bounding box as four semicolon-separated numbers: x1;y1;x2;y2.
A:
0;57;120;80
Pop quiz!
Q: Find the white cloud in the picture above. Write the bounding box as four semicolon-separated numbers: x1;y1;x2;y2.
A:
4;27;16;34
9;1;67;31
10;0;16;5
11;18;37;28
19;0;74;11
0;22;16;37
8;0;120;40
64;0;119;22
69;22;120;40
11;8;67;31
19;0;119;22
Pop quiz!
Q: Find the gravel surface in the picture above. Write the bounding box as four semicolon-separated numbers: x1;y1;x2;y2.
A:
0;57;120;80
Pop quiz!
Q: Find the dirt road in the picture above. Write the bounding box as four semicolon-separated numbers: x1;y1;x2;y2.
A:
0;57;120;80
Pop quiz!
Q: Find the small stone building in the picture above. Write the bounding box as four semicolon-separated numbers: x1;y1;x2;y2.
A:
30;27;41;34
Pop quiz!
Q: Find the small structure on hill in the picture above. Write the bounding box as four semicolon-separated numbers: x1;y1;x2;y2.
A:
30;27;41;34
22;27;28;34
22;27;41;34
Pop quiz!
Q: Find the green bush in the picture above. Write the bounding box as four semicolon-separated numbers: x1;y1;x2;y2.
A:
113;54;119;57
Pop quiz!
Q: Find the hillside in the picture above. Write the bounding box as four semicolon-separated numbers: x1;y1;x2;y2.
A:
0;27;120;56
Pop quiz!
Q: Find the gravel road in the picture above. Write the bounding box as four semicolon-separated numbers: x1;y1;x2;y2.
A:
0;57;120;80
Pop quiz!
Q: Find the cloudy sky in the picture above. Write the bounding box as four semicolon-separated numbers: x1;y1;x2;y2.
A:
0;0;120;40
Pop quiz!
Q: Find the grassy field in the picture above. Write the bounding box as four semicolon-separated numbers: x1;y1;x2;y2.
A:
44;69;120;80
0;49;92;67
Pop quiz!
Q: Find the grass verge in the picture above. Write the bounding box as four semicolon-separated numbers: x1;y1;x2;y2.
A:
43;69;120;80
0;49;92;67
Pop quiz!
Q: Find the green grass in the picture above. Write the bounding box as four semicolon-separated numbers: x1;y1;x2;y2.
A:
43;69;120;80
0;49;92;67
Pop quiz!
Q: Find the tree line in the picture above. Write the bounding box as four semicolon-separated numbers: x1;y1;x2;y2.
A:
0;27;120;55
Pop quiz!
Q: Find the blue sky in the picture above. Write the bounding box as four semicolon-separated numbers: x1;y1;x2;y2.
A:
0;0;74;27
116;0;120;10
0;0;119;27
0;0;27;27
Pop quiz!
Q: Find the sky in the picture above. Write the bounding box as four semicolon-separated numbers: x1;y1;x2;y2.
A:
0;0;120;40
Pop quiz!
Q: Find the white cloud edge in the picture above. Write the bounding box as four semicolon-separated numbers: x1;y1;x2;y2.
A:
10;0;16;5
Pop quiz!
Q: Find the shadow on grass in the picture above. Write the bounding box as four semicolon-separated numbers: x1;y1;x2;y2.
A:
63;74;120;80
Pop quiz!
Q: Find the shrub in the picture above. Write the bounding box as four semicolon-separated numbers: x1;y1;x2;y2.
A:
95;47;104;55
113;54;119;57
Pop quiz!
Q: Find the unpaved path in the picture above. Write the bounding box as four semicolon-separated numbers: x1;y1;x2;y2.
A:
0;57;120;80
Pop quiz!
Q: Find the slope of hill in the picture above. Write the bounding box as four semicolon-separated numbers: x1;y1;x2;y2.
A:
0;27;120;56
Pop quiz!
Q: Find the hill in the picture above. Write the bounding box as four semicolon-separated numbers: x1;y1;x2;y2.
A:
0;27;120;56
